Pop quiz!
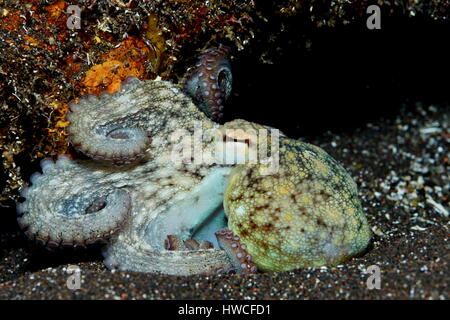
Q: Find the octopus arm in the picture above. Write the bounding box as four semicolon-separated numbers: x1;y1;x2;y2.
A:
102;167;235;275
16;155;132;248
183;45;232;122
103;242;232;276
215;229;258;274
67;78;152;164
67;79;205;165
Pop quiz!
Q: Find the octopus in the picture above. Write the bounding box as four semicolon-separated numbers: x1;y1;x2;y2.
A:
16;46;372;276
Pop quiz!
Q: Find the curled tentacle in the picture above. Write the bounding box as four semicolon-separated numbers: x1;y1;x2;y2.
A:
67;78;206;165
16;155;132;248
215;229;258;274
68;77;150;165
183;45;232;122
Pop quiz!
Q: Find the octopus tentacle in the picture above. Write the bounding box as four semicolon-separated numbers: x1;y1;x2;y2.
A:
165;235;214;251
67;78;149;165
215;229;258;274
16;155;132;248
164;235;186;251
102;165;236;275
103;242;233;275
183;45;232;122
67;78;207;165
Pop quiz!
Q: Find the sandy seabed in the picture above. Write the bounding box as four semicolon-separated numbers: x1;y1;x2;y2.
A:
0;102;448;300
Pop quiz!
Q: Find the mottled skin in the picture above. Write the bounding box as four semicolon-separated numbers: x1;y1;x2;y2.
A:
67;78;203;165
224;133;372;272
69;46;232;164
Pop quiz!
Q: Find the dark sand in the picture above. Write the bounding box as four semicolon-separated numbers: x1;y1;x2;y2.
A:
1;103;448;299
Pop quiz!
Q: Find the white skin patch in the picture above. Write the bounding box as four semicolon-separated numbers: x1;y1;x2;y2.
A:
235;205;246;216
